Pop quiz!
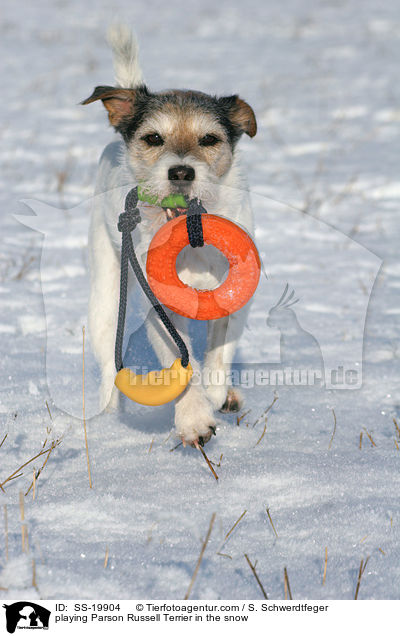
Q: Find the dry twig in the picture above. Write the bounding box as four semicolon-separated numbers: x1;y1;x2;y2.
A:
104;546;109;569
184;512;216;600
322;547;328;585
210;453;223;468
32;559;39;592
244;553;268;599
237;409;251;426
328;409;337;450
284;566;293;600
224;510;247;543
363;428;376;447
354;556;370;600
255;422;268;447
252;393;278;428
0;439;61;491
197;445;218;481
25;439;59;497
266;507;278;538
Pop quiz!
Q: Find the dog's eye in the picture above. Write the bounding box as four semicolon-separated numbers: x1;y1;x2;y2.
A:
199;134;220;147
141;133;164;146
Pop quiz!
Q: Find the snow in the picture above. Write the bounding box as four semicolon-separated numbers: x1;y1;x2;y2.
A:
1;0;400;601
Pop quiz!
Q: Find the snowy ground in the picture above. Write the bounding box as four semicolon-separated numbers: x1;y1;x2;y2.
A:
1;0;400;600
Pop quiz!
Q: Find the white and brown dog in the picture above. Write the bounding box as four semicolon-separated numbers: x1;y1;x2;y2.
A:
82;25;257;447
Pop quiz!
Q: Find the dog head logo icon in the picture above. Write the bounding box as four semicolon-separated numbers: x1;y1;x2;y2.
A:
3;602;50;633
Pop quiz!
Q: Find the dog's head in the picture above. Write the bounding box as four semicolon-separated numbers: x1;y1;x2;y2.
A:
82;85;256;217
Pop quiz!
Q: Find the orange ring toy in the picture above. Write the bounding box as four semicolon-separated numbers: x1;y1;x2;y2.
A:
146;214;261;320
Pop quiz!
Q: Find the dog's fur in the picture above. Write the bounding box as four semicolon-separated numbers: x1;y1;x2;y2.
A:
83;25;257;445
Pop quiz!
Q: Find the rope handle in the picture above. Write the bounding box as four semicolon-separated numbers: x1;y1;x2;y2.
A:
115;187;206;373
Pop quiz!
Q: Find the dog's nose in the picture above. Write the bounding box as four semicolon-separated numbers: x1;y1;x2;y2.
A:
168;165;195;181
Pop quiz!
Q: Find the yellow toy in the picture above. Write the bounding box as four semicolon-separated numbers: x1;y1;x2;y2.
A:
115;359;193;406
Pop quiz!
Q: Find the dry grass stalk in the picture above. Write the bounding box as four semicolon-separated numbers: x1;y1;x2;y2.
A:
32;558;38;592
328;409;337;450
236;409;251;426
19;491;28;553
216;552;232;559
35;539;44;565
393;418;400;439
252;393;278;428
163;431;173;445
395;440;399;451
363;428;376;447
8;473;23;484
45;400;53;421
184;512;216;600
19;491;25;522
378;548;386;555
322;547;328;585
104;545;109;568
244;553;268;599
0;435;7;492
255;421;268;446
354;556;370;600
13;252;36;281
266;507;278;538
1;440;61;491
284;566;293;600
359;431;363;450
82;326;93;488
224;510;247;543
148;438;155;453
169;441;183;452
4;504;8;561
25;438;60;497
21;524;29;553
210;453;223;468
32;470;36;501
197;445;218;481
360;535;368;544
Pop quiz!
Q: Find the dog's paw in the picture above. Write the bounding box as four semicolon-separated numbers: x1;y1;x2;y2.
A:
175;397;217;447
219;388;243;413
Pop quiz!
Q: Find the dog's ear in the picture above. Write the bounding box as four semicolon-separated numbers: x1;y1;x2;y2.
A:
81;86;137;127
219;95;257;138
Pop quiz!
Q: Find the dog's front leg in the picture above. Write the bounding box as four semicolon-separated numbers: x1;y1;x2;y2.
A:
204;306;249;413
145;310;216;446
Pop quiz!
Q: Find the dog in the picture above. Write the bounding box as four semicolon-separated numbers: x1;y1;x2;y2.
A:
82;24;257;446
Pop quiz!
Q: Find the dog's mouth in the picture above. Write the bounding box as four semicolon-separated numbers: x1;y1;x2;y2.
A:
163;207;188;221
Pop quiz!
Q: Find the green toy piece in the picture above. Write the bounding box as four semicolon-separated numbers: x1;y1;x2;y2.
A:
137;185;187;209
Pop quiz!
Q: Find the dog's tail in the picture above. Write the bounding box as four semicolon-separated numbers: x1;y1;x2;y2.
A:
107;24;144;88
